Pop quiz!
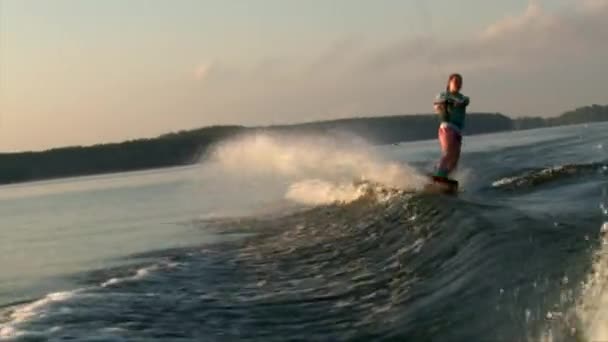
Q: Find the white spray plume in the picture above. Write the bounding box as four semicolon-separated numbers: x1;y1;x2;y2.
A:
209;133;426;205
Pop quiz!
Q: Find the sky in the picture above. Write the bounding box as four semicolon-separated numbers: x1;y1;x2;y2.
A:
0;0;606;151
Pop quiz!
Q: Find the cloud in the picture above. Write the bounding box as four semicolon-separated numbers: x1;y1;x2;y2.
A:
480;1;553;40
475;1;608;64
187;1;608;124
193;62;212;81
581;0;608;11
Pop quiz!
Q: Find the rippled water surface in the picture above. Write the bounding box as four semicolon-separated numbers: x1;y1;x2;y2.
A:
1;123;607;341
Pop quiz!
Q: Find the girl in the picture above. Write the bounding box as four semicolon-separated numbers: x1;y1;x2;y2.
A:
433;73;470;179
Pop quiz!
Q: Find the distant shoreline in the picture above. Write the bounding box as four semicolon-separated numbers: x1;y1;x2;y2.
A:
0;104;606;186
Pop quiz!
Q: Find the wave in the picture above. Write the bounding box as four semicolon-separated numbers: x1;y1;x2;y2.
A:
0;260;179;341
1;155;606;342
0;290;81;340
492;162;608;191
100;261;182;288
2;188;604;341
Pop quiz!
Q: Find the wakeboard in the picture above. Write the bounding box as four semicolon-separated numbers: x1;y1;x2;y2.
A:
423;175;459;195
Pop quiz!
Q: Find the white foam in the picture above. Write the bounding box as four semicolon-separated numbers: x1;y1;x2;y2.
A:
5;291;76;324
600;203;608;216
1;261;178;340
573;222;608;340
492;177;518;187
492;166;567;188
0;290;78;340
101;264;160;288
0;326;22;340
285;179;366;205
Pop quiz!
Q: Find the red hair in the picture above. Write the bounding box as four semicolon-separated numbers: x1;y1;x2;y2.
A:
447;73;462;85
446;73;462;92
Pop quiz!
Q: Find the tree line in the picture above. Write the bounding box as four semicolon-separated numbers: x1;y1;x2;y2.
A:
0;104;606;185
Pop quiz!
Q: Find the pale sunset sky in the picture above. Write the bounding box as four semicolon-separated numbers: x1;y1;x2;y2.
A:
0;0;606;151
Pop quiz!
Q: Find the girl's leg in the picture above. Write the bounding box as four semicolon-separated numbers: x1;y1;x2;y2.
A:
447;132;462;172
437;126;461;177
436;126;451;177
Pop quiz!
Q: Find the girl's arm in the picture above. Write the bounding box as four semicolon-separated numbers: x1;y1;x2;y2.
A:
434;103;446;114
434;92;448;115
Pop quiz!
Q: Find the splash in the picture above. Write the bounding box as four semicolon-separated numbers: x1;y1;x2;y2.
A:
575;229;608;340
285;179;366;205
209;133;426;205
573;187;608;341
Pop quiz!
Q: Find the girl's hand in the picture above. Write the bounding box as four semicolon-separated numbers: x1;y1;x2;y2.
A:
434;103;446;114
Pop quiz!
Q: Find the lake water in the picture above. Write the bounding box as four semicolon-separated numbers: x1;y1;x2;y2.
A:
1;123;607;341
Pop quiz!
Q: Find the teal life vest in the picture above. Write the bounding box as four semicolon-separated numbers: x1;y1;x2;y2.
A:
434;91;470;131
